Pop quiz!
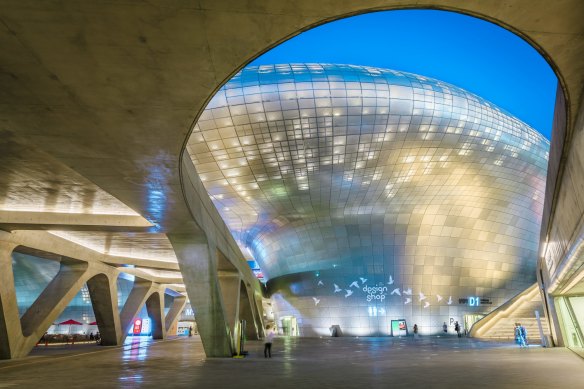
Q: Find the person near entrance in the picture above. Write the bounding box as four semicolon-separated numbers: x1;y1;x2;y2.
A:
443;322;448;334
454;321;461;338
264;325;275;358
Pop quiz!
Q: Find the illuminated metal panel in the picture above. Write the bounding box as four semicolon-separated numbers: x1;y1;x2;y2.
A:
188;64;549;335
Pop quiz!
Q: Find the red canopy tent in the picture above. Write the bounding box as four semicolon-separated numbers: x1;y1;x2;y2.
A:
59;319;83;325
89;321;98;325
59;319;83;334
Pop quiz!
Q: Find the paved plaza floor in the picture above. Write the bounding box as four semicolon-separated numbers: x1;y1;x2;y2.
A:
1;336;583;388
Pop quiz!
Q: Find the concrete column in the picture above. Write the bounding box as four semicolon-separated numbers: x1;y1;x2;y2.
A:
218;271;241;349
0;242;21;360
165;295;187;333
119;278;155;343
145;291;165;340
254;294;266;339
238;282;259;340
87;273;122;346
168;233;233;357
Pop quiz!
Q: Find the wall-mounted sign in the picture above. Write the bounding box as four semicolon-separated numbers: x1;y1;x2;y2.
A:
133;319;142;334
458;297;492;306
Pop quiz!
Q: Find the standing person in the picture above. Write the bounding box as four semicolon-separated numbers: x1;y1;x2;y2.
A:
264;325;275;358
514;323;521;346
413;324;419;338
89;332;94;341
188;326;193;337
520;323;528;347
454;321;461;338
442;322;448;334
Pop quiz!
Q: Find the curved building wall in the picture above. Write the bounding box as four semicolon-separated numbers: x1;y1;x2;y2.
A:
187;64;549;336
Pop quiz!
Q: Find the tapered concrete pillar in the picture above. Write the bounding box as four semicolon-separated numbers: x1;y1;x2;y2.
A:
218;271;241;349
165;295;187;333
168;233;233;357
238;282;260;341
119;278;156;343
145;291;165;340
0;242;20;360
87;273;122;346
17;257;91;358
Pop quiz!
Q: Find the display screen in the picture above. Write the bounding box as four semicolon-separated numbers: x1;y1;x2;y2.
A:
391;319;407;336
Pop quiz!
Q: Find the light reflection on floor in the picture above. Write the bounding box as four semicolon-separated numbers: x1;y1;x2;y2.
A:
119;336;152;385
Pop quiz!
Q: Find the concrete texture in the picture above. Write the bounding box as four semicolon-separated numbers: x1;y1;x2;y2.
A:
1;336;583;388
0;0;583;357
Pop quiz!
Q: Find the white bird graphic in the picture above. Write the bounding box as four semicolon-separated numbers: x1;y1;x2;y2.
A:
423;301;430;308
349;281;360;289
317;280;324;286
333;284;342;293
403;288;412;295
404;297;412;304
387;275;394;285
344;289;353;298
391;288;401;296
436;294;443;302
419;292;427;301
359;277;368;284
312;297;320;306
447;296;453;305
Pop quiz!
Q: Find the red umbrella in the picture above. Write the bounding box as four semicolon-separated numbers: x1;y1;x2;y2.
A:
59;319;83;325
59;319;83;334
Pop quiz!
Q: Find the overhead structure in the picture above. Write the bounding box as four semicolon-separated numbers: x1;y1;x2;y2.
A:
188;64;549;335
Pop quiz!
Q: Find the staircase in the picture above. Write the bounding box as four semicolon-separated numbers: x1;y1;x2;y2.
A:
470;283;550;343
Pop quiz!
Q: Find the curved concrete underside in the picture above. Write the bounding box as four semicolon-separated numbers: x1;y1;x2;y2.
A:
0;0;583;351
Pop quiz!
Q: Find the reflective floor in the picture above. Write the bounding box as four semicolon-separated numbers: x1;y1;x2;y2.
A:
1;336;583;388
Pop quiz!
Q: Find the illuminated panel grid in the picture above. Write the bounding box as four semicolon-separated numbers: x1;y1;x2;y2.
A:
187;64;549;335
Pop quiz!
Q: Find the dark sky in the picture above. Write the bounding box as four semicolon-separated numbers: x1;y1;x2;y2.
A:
248;10;557;139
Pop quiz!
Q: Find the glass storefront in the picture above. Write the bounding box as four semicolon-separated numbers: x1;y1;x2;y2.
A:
556;296;584;348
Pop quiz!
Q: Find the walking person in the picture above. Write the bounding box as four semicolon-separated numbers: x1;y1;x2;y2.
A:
413;324;419;338
188;326;193;337
442;322;448;334
264;325;275;358
454;321;461;338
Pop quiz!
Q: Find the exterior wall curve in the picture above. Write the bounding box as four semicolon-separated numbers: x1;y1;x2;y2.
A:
188;64;549;336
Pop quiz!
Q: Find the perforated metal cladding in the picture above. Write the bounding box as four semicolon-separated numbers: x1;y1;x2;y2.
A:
187;64;548;335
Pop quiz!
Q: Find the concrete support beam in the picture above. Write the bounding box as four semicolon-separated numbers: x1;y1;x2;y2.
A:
87;273;122;346
218;272;241;349
119;279;156;343
165;295;187;333
169;233;234;357
0;242;21;360
145;292;165;340
238;282;259;341
0;211;152;232
20;258;89;338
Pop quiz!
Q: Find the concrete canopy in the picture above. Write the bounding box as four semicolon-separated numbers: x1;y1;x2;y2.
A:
0;0;583;352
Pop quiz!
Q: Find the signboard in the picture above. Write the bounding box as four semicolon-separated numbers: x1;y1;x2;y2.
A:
128;318;152;336
132;319;142;335
391;319;408;336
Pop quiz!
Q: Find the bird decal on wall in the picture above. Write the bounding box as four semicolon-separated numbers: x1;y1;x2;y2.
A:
344;289;353;298
312;297;321;306
333;284;342;293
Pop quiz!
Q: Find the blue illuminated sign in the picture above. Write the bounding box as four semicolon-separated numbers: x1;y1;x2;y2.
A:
468;296;481;307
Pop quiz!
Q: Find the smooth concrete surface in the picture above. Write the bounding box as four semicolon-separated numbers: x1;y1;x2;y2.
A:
1;336;584;388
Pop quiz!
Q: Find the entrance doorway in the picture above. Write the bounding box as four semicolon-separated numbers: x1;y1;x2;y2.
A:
280;316;299;336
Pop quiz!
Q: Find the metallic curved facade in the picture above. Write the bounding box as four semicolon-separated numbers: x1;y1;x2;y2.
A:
187;64;549;336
